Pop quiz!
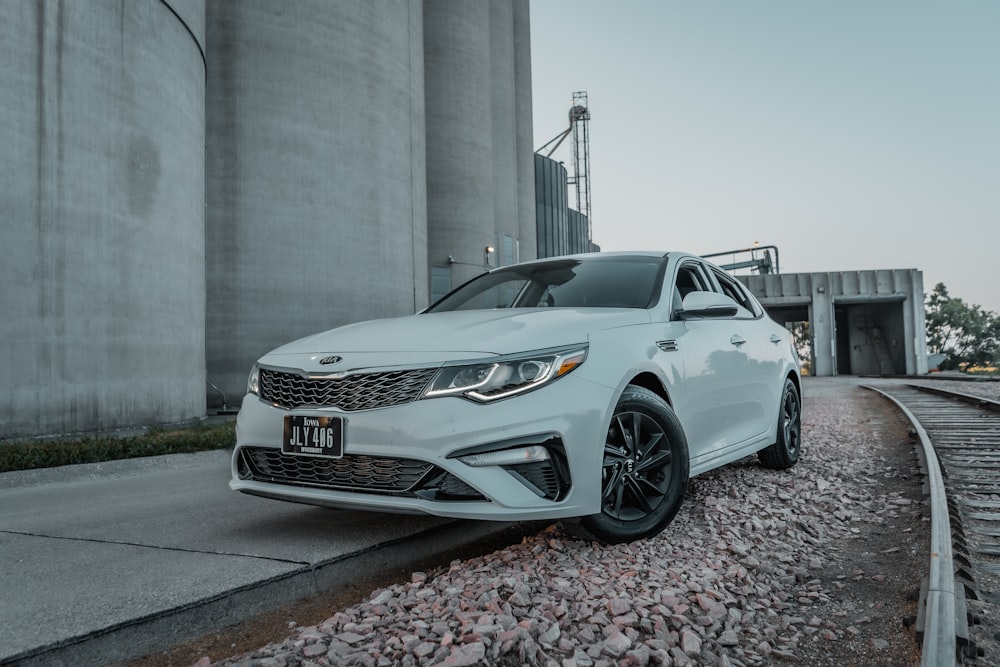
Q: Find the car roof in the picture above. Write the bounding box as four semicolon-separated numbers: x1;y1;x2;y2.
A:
498;251;681;268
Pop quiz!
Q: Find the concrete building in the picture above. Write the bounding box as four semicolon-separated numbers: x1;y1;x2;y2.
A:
740;269;928;377
2;0;535;440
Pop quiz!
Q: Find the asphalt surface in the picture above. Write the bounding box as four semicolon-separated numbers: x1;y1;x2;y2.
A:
0;450;520;666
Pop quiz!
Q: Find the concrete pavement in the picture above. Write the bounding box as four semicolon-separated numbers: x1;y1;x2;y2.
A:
0;450;521;666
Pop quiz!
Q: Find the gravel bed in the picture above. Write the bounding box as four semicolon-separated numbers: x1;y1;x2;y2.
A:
197;382;927;667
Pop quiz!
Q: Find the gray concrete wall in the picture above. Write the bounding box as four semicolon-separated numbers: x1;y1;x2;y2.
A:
1;0;207;439
206;0;428;406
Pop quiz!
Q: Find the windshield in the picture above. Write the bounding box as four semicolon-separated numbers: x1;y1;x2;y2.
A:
426;256;666;312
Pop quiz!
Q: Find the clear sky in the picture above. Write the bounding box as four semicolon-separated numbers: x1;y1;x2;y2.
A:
530;0;999;314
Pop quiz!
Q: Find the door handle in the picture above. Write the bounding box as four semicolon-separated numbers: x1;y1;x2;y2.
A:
730;334;746;346
770;334;782;344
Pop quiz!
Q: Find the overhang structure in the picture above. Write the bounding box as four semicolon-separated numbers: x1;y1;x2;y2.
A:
739;269;928;377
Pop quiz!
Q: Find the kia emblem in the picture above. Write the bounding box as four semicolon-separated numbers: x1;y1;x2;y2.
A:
319;355;343;365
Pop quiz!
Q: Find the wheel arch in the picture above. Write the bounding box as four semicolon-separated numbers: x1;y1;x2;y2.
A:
625;371;673;408
787;369;801;397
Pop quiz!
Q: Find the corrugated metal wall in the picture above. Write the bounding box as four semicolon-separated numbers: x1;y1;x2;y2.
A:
534;153;595;257
534;154;568;258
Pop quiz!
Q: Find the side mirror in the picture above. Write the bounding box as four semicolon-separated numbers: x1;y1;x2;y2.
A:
678;292;740;320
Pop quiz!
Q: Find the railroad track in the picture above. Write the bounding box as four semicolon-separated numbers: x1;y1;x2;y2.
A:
866;383;1000;666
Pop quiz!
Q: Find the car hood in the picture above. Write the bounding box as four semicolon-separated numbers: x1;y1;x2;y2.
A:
260;308;650;371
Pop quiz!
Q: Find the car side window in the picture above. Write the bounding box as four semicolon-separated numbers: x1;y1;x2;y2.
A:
672;263;713;317
711;269;758;319
675;264;709;298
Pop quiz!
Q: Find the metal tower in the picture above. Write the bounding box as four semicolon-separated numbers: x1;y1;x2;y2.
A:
569;91;592;242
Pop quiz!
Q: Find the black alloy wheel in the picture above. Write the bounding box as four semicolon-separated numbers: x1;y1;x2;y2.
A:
576;385;689;544
759;377;802;469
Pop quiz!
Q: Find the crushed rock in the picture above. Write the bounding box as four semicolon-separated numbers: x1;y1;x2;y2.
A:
200;383;929;667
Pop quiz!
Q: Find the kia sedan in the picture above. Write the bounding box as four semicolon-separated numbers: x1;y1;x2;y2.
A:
231;252;802;543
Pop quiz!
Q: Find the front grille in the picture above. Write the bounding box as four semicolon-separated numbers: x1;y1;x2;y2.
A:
241;447;432;494
239;447;486;501
258;366;437;411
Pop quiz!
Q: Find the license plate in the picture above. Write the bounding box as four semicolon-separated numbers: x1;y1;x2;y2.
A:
282;415;344;458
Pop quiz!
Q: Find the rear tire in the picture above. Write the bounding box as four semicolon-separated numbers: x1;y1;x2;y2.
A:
759;378;801;469
574;385;689;544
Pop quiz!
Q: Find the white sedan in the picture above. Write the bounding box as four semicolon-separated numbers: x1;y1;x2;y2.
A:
231;252;802;543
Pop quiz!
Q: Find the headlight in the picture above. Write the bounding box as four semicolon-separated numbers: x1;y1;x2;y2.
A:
247;364;260;395
422;347;587;403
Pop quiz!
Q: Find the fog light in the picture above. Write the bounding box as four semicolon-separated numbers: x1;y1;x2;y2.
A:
459;445;551;467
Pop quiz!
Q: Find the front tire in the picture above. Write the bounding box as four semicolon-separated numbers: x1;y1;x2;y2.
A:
575;385;689;544
758;378;801;469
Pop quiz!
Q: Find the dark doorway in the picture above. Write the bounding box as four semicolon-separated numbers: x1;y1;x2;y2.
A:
835;306;852;375
835;300;906;376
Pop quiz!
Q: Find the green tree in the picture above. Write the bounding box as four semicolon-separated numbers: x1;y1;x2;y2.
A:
786;321;812;374
925;283;1000;371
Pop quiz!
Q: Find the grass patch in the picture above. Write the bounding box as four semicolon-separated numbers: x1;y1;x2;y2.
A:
0;420;235;473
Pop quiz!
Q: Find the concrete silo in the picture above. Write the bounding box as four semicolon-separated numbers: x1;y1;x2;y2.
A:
424;0;535;296
206;0;428;406
423;1;494;289
1;0;207;438
489;0;519;268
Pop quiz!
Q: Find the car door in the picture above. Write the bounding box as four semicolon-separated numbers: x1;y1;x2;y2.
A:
664;261;754;462
708;268;780;441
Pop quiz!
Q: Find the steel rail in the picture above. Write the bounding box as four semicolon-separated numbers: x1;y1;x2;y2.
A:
864;385;959;666
907;383;1000;416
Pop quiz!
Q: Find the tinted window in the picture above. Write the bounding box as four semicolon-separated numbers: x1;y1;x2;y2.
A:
427;257;665;312
712;269;758;318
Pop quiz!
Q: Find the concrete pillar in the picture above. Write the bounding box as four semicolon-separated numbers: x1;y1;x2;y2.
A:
811;274;835;376
904;269;929;374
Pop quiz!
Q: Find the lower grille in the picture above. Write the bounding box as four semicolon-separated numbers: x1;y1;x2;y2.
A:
507;461;562;499
501;441;571;501
239;447;486;501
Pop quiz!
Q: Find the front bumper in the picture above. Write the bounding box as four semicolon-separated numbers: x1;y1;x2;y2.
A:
229;374;613;521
